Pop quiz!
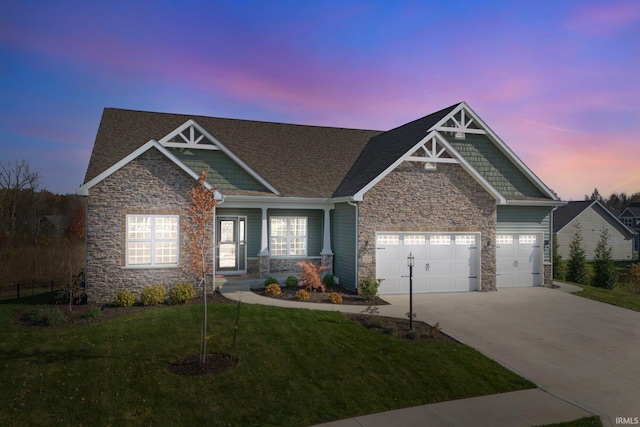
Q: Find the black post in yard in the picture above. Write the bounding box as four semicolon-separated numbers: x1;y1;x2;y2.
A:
407;252;415;331
409;263;413;331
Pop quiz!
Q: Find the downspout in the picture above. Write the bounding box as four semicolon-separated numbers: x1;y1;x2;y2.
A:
348;199;359;290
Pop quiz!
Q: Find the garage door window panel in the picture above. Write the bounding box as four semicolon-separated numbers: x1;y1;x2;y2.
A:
404;235;426;245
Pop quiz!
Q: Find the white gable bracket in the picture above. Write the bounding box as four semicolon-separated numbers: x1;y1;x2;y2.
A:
159;119;281;196
353;130;506;204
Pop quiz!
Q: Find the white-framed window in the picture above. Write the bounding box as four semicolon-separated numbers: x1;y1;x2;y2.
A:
623;218;633;227
496;235;513;245
377;234;399;245
270;217;307;256
455;235;476;245
126;215;179;266
404;235;426;245
430;235;451;245
519;235;537;244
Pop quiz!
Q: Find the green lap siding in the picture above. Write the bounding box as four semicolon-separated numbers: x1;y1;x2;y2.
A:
447;134;546;199
497;206;553;262
169;149;268;192
331;203;357;290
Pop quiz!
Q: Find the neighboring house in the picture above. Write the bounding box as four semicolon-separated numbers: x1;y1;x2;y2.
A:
618;202;640;255
553;200;636;261
38;215;70;237
77;102;562;302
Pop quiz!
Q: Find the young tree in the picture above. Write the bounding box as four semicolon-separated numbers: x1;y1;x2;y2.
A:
184;171;217;364
592;228;618;289
552;234;566;280
566;224;588;285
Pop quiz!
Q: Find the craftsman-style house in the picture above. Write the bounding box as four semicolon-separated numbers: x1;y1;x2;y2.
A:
78;102;562;302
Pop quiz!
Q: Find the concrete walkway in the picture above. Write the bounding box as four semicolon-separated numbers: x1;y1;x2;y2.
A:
220;283;596;426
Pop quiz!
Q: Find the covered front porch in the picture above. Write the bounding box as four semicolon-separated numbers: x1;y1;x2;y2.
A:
215;201;334;279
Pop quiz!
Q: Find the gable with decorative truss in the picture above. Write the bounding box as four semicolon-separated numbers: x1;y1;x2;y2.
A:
434;107;486;140
407;134;459;171
160;119;220;150
158;119;280;195
349;102;558;204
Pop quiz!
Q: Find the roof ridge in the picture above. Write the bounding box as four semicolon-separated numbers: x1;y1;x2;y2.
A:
103;107;383;133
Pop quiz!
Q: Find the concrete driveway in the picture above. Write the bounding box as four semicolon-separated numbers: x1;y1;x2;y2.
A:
382;286;640;426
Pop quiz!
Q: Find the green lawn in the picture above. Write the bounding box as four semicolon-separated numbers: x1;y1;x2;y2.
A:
0;297;535;426
572;283;640;312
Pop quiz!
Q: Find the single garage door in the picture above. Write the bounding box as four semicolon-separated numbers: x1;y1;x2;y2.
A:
376;233;479;294
496;234;541;287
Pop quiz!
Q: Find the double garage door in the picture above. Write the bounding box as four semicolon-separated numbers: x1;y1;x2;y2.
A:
375;232;541;294
376;233;480;294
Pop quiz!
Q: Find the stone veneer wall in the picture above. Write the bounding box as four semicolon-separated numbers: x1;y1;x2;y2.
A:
544;264;552;286
357;162;498;291
85;149;206;302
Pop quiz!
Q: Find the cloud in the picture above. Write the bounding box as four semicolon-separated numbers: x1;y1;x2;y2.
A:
566;1;640;36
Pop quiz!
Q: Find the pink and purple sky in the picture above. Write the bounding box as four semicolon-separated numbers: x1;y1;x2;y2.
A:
1;0;638;200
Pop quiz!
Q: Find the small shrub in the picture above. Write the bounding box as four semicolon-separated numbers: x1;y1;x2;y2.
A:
429;322;442;338
285;275;299;288
297;260;325;292
383;327;396;335
264;276;279;286
114;289;135;307
323;274;336;289
265;283;282;296
405;330;419;340
296;289;310;301
169;282;196;304
141;284;167;306
82;306;103;320
26;306;44;324
358;277;381;302
328;292;343;304
26;306;65;327
618;264;640;294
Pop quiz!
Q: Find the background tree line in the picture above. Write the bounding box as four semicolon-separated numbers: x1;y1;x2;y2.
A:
584;187;640;212
0;160;85;247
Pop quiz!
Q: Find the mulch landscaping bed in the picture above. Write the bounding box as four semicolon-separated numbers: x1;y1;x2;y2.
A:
346;313;457;344
168;352;240;376
253;285;388;306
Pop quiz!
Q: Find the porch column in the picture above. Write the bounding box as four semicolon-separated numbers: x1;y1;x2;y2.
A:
321;207;333;275
260;207;269;255
321;207;332;255
259;207;270;278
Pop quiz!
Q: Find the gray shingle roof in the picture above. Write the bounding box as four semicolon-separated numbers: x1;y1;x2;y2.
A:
553;201;593;232
83;103;555;202
85;108;382;198
332;104;459;197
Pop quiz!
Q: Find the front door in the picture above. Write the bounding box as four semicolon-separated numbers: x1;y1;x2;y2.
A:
216;217;246;274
